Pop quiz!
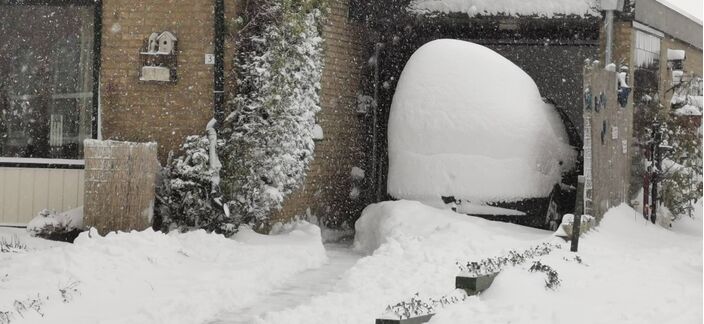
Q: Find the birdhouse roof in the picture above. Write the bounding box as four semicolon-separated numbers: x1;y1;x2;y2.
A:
157;31;177;41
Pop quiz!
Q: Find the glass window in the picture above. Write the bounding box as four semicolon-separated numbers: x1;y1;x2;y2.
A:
0;4;95;160
634;30;661;102
635;30;661;70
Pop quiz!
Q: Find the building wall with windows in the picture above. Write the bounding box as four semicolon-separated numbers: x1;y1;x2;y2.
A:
0;0;369;227
588;3;703;218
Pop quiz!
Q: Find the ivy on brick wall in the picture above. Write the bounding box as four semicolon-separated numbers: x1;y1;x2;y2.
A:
220;0;327;224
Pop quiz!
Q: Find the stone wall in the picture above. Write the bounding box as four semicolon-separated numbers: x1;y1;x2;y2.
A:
100;0;215;163
269;0;369;228
584;66;633;220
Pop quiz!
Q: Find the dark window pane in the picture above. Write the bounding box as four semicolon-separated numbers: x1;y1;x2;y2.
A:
0;4;94;160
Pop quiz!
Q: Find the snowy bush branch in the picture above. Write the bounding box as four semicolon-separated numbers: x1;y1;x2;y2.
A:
221;0;326;223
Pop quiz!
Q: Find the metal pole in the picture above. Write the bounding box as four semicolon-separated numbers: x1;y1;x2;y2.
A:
650;124;660;224
372;43;382;202
213;0;226;124
571;214;582;252
604;10;614;65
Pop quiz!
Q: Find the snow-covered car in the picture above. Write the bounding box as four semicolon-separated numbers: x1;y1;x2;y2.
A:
387;39;581;230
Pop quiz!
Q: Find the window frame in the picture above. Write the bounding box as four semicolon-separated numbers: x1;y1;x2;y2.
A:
0;0;101;169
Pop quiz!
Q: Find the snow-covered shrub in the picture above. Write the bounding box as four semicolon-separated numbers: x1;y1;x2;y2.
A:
220;0;326;223
26;208;83;242
457;242;562;277
528;261;561;290
631;77;702;220
381;291;467;320
0;236;26;253
156;135;235;235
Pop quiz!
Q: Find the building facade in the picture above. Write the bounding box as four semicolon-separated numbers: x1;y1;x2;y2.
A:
586;0;703;219
0;0;370;227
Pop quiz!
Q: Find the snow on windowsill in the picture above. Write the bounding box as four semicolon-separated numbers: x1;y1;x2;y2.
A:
0;157;85;166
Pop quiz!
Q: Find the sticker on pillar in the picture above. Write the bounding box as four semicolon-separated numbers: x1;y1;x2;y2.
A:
584;86;593;110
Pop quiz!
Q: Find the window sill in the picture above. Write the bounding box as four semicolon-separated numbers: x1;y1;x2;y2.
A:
0;157;85;169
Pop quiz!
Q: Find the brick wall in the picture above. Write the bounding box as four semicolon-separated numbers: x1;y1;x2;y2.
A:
269;0;369;227
100;0;215;163
99;0;369;228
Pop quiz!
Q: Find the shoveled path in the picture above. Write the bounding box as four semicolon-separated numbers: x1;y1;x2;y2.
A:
208;242;362;324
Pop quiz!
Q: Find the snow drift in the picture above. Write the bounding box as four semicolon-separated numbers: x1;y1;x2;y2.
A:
0;223;326;324
257;200;550;323
387;39;576;204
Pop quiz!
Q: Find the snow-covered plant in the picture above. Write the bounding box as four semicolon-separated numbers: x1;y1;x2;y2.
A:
156;135;235;235
0;235;25;253
528;261;561;290
26;208;83;242
220;0;326;223
457;242;562;277
632;77;702;220
382;291;467;320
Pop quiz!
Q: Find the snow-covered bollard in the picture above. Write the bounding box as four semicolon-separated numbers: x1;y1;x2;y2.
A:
555;214;595;240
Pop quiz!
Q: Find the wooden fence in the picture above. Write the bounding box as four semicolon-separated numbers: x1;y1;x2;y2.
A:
83;140;158;234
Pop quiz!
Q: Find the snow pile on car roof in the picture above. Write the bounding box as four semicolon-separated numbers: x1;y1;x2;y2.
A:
409;0;599;17
387;39;576;203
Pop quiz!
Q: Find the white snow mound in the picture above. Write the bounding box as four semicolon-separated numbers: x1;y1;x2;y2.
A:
387;39;576;203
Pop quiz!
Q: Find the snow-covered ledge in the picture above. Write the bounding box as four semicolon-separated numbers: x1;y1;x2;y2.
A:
0;157;85;167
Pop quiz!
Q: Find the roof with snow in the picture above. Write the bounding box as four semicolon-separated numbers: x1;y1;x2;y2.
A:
408;0;600;18
635;0;703;49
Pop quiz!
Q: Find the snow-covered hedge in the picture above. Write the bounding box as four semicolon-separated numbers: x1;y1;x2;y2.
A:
221;0;326;223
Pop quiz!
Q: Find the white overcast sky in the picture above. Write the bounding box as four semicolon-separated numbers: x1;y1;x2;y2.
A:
659;0;703;21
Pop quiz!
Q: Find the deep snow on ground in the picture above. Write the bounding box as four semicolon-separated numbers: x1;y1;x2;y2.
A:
2;200;701;324
428;202;703;324
252;200;551;323
0;222;326;324
387;39;576;204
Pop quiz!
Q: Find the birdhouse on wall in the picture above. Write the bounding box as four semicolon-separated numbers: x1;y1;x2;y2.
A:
157;31;177;54
147;32;159;53
139;31;177;83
